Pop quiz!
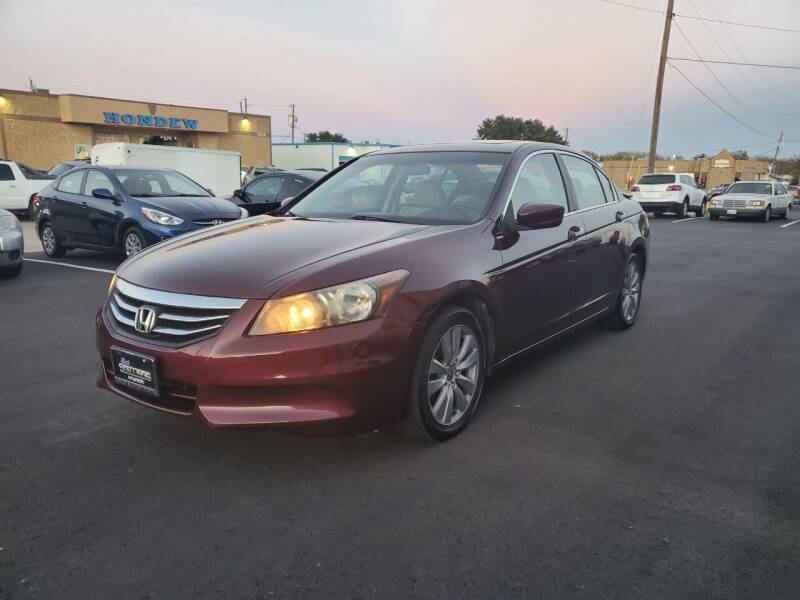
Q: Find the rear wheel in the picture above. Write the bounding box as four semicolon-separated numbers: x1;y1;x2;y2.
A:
604;254;643;330
40;222;66;257
400;306;486;441
695;199;706;217
675;199;689;218
122;227;146;258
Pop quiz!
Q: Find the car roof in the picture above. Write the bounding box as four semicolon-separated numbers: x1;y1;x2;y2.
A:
373;140;581;156
729;180;773;185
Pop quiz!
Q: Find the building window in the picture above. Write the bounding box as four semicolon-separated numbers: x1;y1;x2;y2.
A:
140;135;178;146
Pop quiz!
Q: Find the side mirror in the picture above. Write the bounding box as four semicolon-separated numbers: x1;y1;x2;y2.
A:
92;188;115;200
280;196;295;207
515;203;564;229
233;188;243;198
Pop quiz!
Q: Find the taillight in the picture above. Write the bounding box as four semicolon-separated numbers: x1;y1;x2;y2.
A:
666;184;682;191
630;186;640;192
793;190;799;197
32;195;40;206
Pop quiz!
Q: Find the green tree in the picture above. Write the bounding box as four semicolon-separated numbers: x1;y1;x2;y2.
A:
731;149;749;160
476;115;566;144
693;153;707;160
305;130;349;143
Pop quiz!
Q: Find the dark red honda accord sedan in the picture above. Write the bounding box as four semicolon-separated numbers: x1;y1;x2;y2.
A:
96;141;649;440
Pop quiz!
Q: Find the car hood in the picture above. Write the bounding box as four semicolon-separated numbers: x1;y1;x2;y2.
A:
139;195;240;218
117;216;428;298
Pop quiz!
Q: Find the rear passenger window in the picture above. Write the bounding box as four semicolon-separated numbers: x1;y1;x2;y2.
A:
0;164;14;181
561;155;605;210
509;153;568;216
595;167;616;203
57;170;85;194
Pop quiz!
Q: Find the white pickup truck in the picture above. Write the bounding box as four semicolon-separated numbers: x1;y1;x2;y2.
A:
0;160;54;218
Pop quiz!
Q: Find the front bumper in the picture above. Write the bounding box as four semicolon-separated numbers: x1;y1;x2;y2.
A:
709;206;767;218
0;228;23;269
96;300;425;435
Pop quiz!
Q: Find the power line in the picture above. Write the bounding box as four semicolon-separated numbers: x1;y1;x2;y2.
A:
667;57;800;71
671;18;780;131
673;12;800;34
598;0;662;14
667;60;774;138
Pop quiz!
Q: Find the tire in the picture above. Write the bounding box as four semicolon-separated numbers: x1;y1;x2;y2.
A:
782;204;791;219
27;196;37;221
675;199;688;218
40;221;66;257
761;207;771;223
604;253;643;330
399;306;486;441
695;199;706;217
2;263;22;278
652;210;663;218
121;226;147;258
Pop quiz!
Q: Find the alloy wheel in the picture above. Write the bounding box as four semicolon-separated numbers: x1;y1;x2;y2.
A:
621;260;641;323
42;225;56;255
124;232;143;257
427;324;480;426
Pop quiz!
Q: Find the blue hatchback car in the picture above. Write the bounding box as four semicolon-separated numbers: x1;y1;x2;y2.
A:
36;166;246;257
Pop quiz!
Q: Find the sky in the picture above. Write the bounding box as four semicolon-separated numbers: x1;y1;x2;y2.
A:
1;0;799;157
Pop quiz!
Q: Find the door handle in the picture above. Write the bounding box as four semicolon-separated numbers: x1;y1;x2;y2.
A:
81;201;89;208
9;184;17;189
615;210;624;222
567;225;584;241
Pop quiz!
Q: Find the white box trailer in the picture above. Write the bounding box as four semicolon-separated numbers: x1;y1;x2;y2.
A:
91;143;241;197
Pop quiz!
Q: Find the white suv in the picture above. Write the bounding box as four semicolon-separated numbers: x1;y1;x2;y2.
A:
631;173;707;218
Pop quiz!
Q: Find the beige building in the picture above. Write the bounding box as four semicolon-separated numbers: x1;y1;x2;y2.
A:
603;150;770;191
0;88;271;170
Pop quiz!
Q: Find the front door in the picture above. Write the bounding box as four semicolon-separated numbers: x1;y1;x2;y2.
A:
243;175;284;213
494;152;592;354
82;169;123;248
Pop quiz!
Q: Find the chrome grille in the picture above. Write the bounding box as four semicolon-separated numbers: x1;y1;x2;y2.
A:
722;197;748;208
108;278;246;347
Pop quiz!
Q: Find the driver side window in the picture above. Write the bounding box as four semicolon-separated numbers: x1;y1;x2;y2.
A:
508;153;568;216
248;176;283;196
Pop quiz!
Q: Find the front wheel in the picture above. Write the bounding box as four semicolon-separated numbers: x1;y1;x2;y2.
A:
400;306;486;441
710;213;720;221
122;227;147;258
604;254;643;330
782;204;791;219
761;207;771;223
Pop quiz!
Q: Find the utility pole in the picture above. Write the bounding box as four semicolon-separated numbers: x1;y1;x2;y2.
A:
770;131;783;175
647;0;675;174
239;97;248;119
564;128;570;146
28;76;35;93
289;104;297;144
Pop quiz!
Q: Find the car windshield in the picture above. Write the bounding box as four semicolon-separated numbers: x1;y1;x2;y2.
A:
726;182;772;195
47;163;77;177
637;174;675;185
111;169;211;197
288;151;510;225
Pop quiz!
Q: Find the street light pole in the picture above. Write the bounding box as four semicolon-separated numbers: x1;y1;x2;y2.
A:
648;0;675;174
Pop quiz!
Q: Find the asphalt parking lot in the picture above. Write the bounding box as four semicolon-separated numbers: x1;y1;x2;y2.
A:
2;214;799;599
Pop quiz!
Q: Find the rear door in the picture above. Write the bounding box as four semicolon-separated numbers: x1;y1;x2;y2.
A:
278;176;312;203
51;170;88;243
558;153;625;309
0;163;22;210
82;169;123;248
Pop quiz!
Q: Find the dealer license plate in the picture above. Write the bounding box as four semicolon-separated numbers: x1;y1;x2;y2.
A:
112;347;160;397
727;209;737;215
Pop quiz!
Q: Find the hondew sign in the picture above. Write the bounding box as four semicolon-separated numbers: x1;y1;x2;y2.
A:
103;112;198;129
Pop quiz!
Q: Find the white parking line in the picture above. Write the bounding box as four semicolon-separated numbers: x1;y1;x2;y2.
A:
24;258;114;274
780;220;798;228
672;217;697;223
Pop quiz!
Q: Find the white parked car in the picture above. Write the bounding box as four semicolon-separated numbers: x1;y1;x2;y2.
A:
709;181;792;222
0;160;54;219
630;173;707;218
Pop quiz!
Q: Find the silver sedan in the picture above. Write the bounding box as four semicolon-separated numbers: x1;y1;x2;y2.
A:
0;209;24;277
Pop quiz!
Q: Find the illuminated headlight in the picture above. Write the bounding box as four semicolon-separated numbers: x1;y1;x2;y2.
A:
107;273;117;296
141;207;183;225
249;269;410;335
747;200;765;207
0;215;18;231
710;198;722;206
239;206;249;218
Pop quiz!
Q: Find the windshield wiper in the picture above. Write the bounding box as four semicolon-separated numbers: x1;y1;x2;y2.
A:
349;214;404;223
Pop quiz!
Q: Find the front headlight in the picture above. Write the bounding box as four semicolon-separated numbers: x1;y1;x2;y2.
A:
239;206;249;218
107;273;117;297
0;215;18;231
249;269;410;335
141;207;184;226
711;198;722;206
747;200;765;207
